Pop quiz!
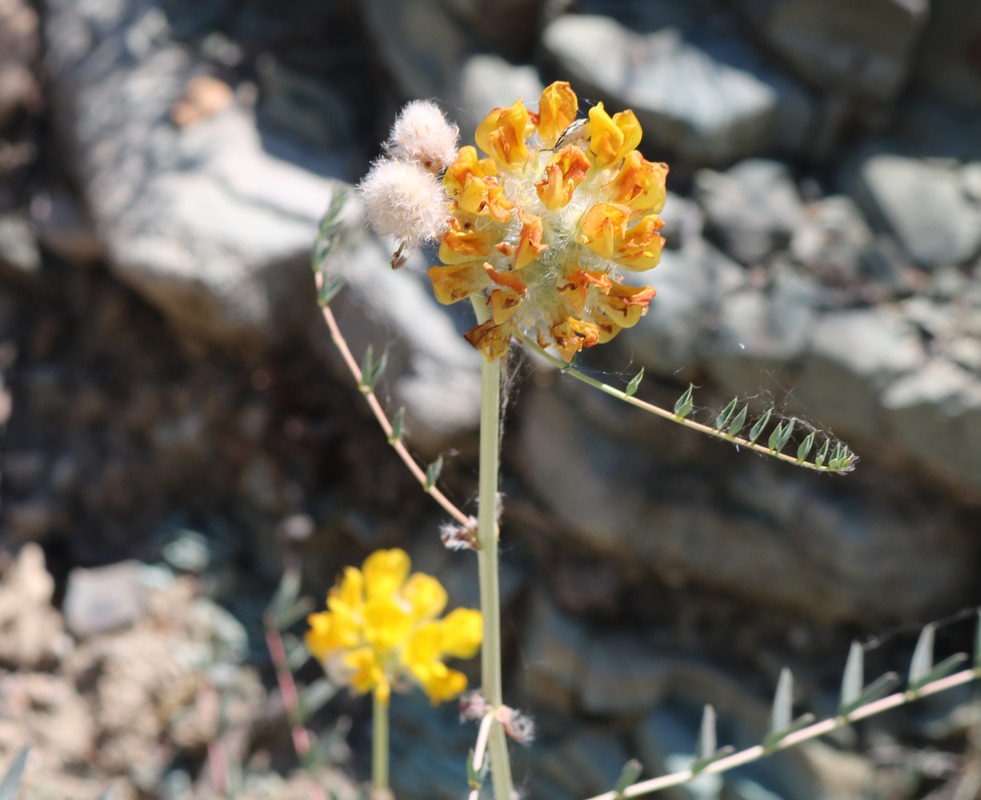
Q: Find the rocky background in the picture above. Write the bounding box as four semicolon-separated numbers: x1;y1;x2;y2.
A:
1;0;980;797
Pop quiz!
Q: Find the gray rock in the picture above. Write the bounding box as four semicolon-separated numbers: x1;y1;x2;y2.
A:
793;307;924;437
625;243;746;377
705;266;823;396
0;0;40;128
30;188;105;265
63;560;148;638
744;0;929;104
45;0;353;346
694;159;804;265
531;726;631;798
515;591;588;714
909;0;981;108
847;153;981;268
541;14;815;167
0;213;40;283
882;358;981;489
580;632;671;715
790;196;874;285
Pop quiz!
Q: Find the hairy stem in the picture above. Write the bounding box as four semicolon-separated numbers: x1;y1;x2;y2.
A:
473;300;514;800
372;692;389;796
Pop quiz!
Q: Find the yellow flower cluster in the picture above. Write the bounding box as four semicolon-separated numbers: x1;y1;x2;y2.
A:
429;81;668;361
306;549;482;706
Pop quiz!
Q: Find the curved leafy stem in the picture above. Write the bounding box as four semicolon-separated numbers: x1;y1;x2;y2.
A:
513;331;858;474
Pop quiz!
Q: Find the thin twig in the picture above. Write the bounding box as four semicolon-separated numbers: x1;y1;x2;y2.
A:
265;622;327;800
583;668;981;800
317;271;474;528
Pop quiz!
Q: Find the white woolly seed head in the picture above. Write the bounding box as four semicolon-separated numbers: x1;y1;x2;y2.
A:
357;158;447;247
384;100;460;172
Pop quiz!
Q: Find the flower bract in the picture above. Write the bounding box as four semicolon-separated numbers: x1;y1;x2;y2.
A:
306;548;482;705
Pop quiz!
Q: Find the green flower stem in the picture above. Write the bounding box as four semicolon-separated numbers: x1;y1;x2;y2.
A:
372;692;389;796
471;299;514;800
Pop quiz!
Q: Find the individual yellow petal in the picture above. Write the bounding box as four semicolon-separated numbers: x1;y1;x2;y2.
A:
605;151;668;213
557;268;612;315
418;666;468;705
444;148;514;222
614;215;665;270
535;145;590;209
304;612;335;661
578;202;630;259
364;597;413;651
343;647;386;699
549;316;600;362
514;211;547;269
489;289;522;324
328;566;363;614
537;81;578;148
439;608;483;659
428;263;490;305
483;262;528;295
588;103;642;168
402;573;448;621
475;99;532;168
438;217;493;264
595;282;656;328
363;548;410;603
463;319;513;361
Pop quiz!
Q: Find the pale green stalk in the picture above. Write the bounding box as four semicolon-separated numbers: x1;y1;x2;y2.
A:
471;299;514;800
372;692;389;796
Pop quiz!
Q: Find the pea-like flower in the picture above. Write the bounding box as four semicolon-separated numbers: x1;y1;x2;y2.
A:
306;548;482;706
430;81;668;361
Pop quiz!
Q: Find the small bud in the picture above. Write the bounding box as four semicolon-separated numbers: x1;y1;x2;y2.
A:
385;100;460;172
460;690;489;721
357;158;448;249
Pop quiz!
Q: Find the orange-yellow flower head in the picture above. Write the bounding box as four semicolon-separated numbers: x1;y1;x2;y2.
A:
430;81;668;361
306;549;482;706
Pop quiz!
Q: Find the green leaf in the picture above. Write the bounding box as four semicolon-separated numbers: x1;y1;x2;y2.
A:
762;713;817;750
389;407;406;444
299;678;338;721
425;455;444;491
814;438;831;468
908;653;969;694
674;384;694;418
727;405;749;437
359;346;388;392
0;747;29;800
770;668;793;734
625;369;644;398
838;672;901;719
839;641;864;713
272;598;315;633
691;705;736;775
767;422;785;451
748;409;772;444
908;623;936;688
773;418;796;451
266;567;303;623
317;275;345;307
715;397;738;430
695;704;717;762
612;759;643;797
796;432;816;462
